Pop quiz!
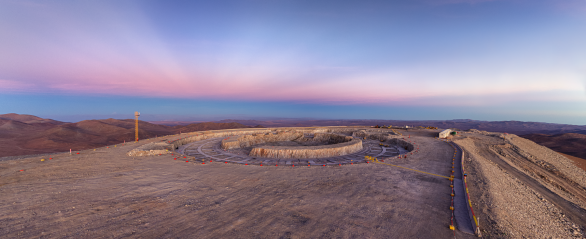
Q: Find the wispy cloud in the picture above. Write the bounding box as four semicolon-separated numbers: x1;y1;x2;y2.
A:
423;0;500;5
0;79;36;91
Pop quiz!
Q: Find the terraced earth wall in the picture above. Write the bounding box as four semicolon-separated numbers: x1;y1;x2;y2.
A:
129;127;368;158
249;137;363;159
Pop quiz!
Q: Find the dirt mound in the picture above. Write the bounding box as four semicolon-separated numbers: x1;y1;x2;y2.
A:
0;119;31;131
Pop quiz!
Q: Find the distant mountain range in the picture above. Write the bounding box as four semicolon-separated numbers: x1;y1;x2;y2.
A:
194;118;586;161
209;118;586;135
0;114;257;157
1;114;585;161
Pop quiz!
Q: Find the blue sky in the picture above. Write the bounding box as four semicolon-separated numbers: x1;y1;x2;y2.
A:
1;0;585;124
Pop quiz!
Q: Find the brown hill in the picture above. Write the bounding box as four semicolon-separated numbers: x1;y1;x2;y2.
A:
148;120;206;126
521;133;586;160
0;119;33;131
0;113;65;125
175;122;252;132
0;114;258;158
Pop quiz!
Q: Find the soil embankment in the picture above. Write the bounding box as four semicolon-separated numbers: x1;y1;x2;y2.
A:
454;132;585;238
521;133;586;165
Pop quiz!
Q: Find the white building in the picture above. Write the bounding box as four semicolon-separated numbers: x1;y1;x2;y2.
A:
439;129;452;139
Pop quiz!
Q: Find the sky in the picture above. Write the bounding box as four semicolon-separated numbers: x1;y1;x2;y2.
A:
1;0;585;124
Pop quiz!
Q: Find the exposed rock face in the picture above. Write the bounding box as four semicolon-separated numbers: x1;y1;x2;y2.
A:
352;130;398;141
238;131;304;148
221;136;241;150
130;128;374;158
388;138;415;151
310;133;349;144
249;137;363;159
169;129;272;149
220;130;364;158
128;128;272;156
127;142;174;156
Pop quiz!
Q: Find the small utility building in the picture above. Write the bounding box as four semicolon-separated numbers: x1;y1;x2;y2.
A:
439;129;452;139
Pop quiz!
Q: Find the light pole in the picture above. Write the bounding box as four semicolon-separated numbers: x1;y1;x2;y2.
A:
135;111;140;141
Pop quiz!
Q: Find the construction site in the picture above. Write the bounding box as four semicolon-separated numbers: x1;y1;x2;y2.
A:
1;126;585;238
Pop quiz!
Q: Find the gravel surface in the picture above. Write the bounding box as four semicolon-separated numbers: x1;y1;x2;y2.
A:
4;127;581;238
506;134;586;190
455;134;584;238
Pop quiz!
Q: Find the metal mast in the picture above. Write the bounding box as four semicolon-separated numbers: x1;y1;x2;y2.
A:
135;111;140;141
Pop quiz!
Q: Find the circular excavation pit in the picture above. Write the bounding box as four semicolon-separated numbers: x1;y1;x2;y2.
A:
223;132;363;159
175;129;414;166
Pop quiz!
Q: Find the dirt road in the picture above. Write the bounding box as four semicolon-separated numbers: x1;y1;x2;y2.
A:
454;132;585;238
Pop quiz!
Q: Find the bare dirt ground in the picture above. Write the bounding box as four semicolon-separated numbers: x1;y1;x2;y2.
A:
454;132;586;238
0;129;475;238
558;152;586;172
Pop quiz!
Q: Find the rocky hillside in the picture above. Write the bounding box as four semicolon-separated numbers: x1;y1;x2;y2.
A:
0;114;257;157
0;113;65;125
521;133;586;160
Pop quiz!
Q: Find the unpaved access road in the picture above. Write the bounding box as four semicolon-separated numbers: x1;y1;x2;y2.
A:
454;132;586;238
0;129;474;238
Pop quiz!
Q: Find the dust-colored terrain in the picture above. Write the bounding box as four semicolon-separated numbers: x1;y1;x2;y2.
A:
453;130;586;238
559;152;586;172
1;128;470;238
521;133;586;162
1;124;586;238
